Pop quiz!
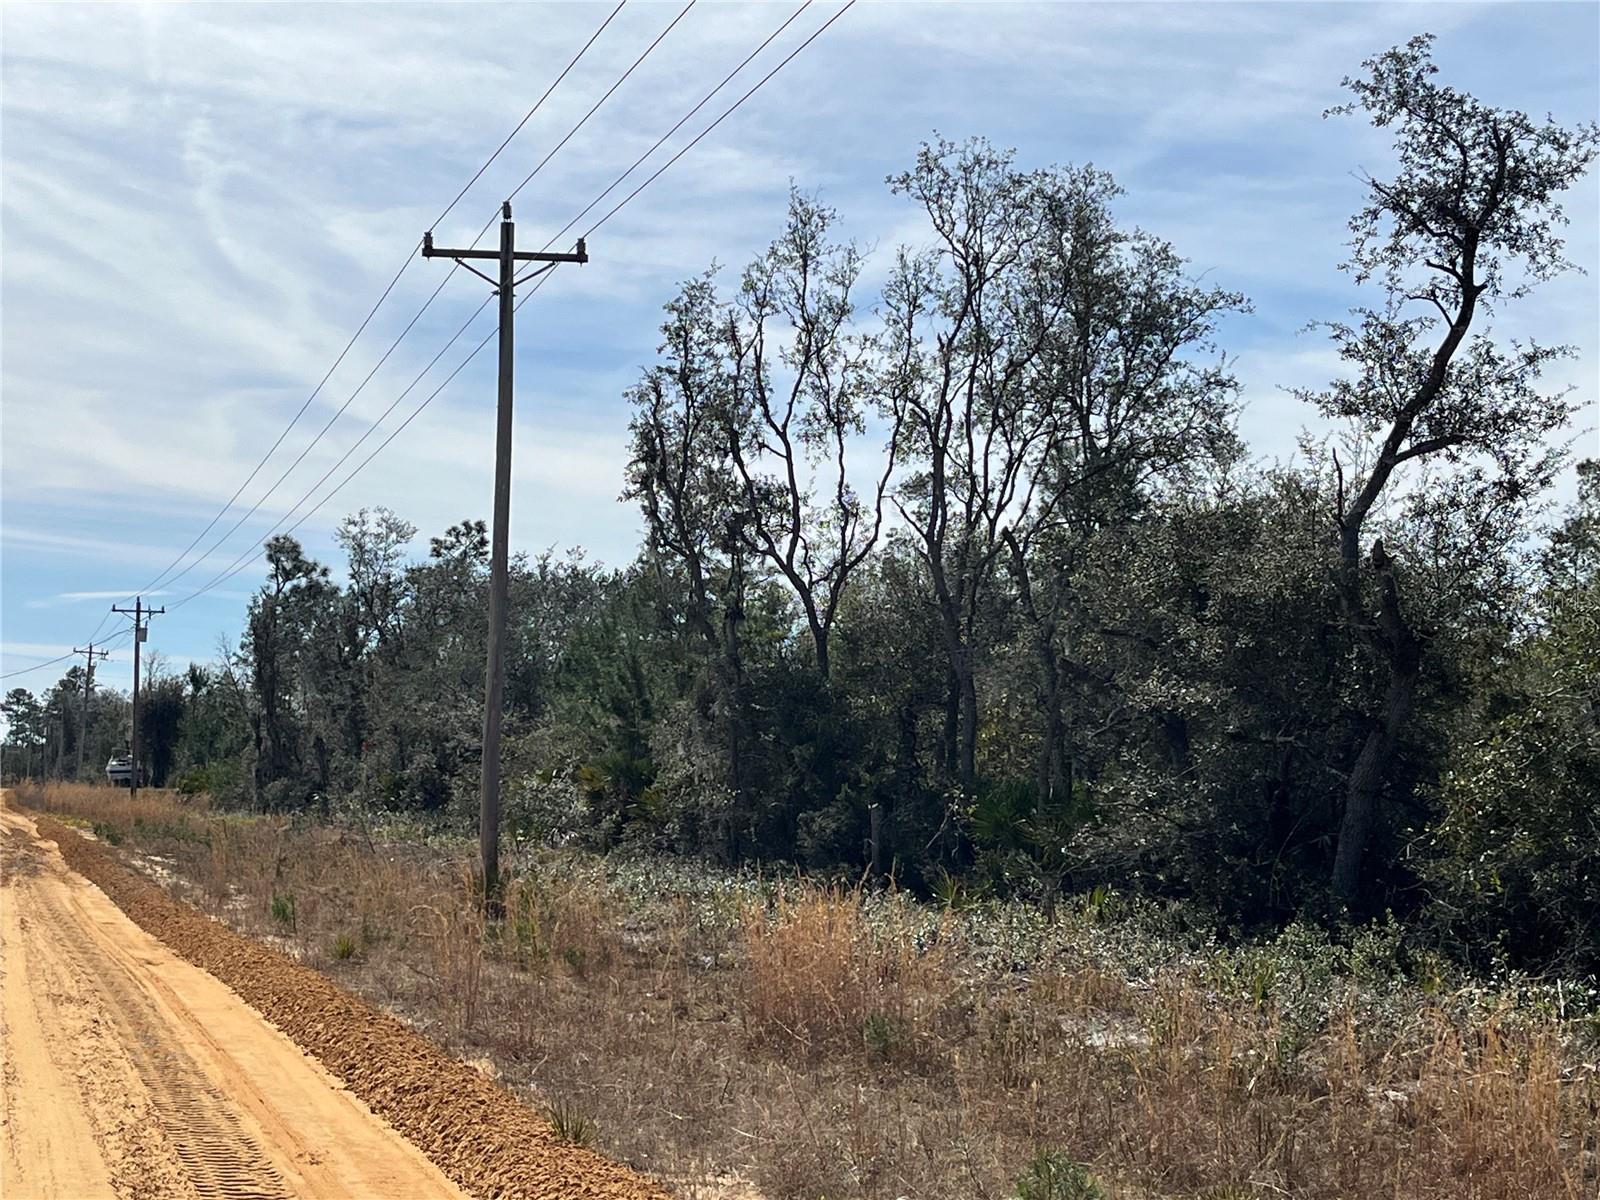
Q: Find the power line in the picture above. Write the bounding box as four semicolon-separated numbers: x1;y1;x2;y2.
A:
585;0;858;240
504;0;697;207
168;295;499;611
164;0;857;612
1;627;134;684
1;652;76;682
128;3;630;600
143;4;693;603
542;0;814;253
152;268;466;595
170;273;550;611
520;0;854;307
431;1;628;232
133;254;418;598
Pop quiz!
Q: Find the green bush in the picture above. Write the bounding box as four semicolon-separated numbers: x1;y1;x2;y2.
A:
1014;1151;1105;1200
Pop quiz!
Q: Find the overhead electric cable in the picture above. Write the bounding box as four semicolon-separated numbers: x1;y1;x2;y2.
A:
144;3;692;601
522;0;855;308
542;0;813;252
164;0;857;612
503;0;697;207
0;652;76;681
132;256;418;598
168;296;498;611
584;0;857;240
127;3;629;600
151;269;467;595
0;625;135;683
431;1;628;231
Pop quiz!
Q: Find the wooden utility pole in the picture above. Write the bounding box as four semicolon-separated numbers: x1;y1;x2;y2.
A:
421;204;587;909
111;598;163;799
71;643;109;780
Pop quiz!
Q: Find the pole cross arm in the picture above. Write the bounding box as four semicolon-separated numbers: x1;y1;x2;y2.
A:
422;231;588;266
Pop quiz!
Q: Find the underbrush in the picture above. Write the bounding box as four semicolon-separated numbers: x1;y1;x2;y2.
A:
14;780;1598;1199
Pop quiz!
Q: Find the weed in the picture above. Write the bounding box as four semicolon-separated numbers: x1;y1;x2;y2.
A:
331;932;359;961
91;821;123;845
1014;1152;1105;1200
545;1098;598;1147
741;884;945;1056
863;1010;901;1060
270;891;297;931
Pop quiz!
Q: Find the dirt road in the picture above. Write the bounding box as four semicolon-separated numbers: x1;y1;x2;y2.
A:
0;806;468;1200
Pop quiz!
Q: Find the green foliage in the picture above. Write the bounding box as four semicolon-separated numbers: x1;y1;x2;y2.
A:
270;892;297;931
863;1010;904;1060
1422;462;1600;973
331;932;359;961
1013;1151;1105;1200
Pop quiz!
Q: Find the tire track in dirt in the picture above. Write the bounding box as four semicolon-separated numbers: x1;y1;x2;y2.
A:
2;808;471;1199
21;807;671;1200
35;882;291;1200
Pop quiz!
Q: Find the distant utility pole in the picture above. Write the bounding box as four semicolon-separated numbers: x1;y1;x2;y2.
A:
71;643;109;780
421;203;587;910
110;598;163;799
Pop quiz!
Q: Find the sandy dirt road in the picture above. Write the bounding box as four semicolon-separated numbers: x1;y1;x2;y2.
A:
0;805;468;1200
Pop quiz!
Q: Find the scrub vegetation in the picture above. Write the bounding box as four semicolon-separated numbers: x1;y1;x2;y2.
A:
15;779;1599;1198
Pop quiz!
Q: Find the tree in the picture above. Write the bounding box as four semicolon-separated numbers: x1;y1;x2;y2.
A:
997;166;1244;817
243;535;334;807
1425;462;1600;970
720;189;895;681
1307;35;1597;906
626;278;756;834
2;687;47;780
881;138;1070;794
338;507;417;651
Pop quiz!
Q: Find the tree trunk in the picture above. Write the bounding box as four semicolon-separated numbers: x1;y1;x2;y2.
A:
1032;626;1067;817
1331;665;1417;906
941;666;960;776
1331;541;1421;907
721;552;748;856
957;659;978;794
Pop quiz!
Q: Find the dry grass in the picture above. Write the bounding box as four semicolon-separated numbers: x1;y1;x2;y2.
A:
16;780;1599;1200
740;885;949;1059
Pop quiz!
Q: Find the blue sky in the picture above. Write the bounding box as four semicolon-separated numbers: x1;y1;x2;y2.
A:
3;1;1597;696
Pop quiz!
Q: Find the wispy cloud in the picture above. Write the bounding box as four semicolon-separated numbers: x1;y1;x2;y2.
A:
26;589;175;608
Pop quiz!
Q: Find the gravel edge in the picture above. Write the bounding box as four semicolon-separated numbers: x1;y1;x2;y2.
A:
35;814;672;1200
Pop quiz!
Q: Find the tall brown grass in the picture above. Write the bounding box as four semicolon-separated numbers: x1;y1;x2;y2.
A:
741;885;947;1059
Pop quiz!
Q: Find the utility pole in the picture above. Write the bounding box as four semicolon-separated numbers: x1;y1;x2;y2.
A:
422;203;587;911
71;643;109;780
111;598;163;799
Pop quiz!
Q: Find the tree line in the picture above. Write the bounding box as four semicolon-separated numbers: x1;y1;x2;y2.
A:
6;37;1597;973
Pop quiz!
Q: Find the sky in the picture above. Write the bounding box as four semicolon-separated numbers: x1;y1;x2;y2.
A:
2;0;1597;697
